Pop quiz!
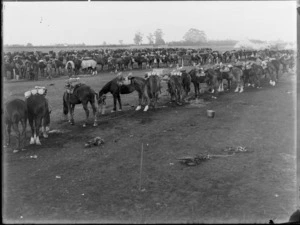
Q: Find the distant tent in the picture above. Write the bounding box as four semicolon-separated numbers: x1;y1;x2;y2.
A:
234;39;255;49
234;39;269;50
284;43;296;50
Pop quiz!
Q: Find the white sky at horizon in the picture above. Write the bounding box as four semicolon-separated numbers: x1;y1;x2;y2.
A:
3;1;297;46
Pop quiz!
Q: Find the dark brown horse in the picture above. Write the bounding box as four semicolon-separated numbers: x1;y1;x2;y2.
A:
4;99;28;150
167;74;184;105
63;81;98;127
189;68;208;98
26;94;51;145
98;74;146;112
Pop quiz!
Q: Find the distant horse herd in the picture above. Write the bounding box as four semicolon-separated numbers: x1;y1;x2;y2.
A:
3;47;294;80
4;47;295;151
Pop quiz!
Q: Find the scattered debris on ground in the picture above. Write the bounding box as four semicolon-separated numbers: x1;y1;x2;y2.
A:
85;137;105;148
48;129;71;134
223;146;251;153
177;154;211;166
178;146;251;166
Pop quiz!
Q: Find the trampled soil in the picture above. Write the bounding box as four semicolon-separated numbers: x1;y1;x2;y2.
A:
2;70;297;223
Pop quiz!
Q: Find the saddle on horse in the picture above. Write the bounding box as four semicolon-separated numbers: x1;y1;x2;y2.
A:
24;86;47;98
65;77;83;94
24;86;51;112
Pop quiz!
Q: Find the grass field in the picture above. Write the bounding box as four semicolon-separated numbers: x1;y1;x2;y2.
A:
3;68;297;223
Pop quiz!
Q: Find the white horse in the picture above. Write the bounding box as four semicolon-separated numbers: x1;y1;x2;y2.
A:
81;59;97;75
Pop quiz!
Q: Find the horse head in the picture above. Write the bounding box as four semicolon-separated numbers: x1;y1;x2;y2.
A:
98;94;106;105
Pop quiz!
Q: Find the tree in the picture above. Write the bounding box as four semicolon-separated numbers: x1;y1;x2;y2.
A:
119;40;123;45
26;43;33;47
154;29;165;45
147;33;154;45
133;31;143;45
183;28;207;44
103;41;107;45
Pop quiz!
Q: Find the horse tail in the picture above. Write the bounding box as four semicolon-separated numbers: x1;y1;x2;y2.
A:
63;92;69;115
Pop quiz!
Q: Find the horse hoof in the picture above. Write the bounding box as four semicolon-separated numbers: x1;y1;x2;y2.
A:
43;134;48;138
30;137;35;145
136;105;142;111
111;110;116;113
93;123;97;127
118;109;122;112
144;106;149;112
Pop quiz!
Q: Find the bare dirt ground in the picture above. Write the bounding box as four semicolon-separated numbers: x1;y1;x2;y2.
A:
2;69;297;223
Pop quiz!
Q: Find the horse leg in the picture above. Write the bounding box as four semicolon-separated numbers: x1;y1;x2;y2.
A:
136;92;143;111
91;101;98;127
41;118;49;138
112;96;117;112
192;83;197;98
227;79;231;90
70;104;75;125
21;118;27;147
143;95;150;112
117;94;122;111
6;122;12;146
35;117;42;145
29;116;35;145
12;122;21;150
82;102;89;127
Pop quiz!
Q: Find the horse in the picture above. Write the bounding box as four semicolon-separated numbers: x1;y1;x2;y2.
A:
121;56;133;70
81;59;97;75
25;61;39;80
4;61;15;79
181;71;192;99
4;99;28;150
53;59;65;76
221;65;244;92
127;76;147;111
189;68;209;98
63;81;98;127
94;55;109;72
26;94;51;145
142;74;161;111
97;74;132;112
38;60;47;78
65;60;75;77
132;56;148;70
167;73;184;105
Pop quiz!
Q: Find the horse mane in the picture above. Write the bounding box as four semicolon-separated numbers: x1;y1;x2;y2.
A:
98;80;114;96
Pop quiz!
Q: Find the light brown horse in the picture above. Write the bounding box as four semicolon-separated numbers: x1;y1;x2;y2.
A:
142;74;161;111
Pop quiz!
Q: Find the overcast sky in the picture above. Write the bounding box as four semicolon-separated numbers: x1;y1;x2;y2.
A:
3;1;296;45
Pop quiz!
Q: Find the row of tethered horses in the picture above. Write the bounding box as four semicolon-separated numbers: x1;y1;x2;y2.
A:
3;47;293;80
4;48;295;151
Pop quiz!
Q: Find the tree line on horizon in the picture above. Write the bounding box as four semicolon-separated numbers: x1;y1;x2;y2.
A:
4;28;284;48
